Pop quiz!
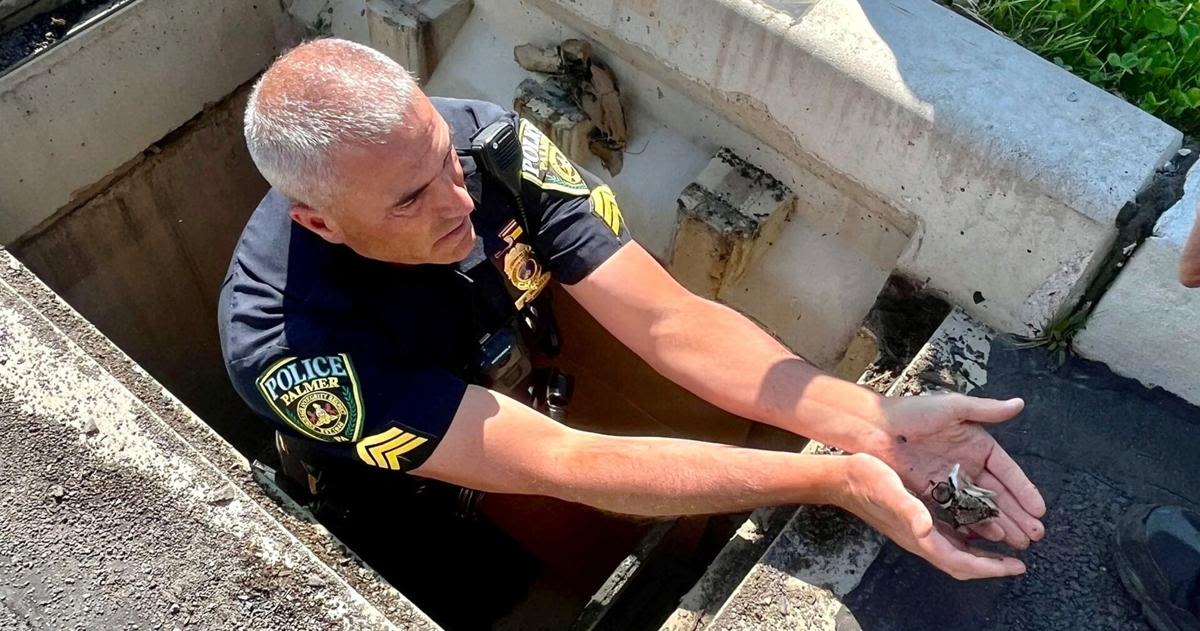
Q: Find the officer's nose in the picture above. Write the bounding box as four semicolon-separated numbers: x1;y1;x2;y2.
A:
429;173;473;219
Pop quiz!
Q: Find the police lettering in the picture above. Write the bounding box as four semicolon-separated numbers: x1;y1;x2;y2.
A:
262;356;348;399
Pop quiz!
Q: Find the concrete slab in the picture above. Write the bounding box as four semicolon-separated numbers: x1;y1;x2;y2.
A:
0;0;300;244
660;506;796;630
523;0;1181;335
1075;158;1200;406
0;250;438;629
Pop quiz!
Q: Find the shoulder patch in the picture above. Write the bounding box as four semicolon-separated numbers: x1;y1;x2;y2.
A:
589;185;624;236
255;354;364;443
518;118;590;197
356;426;435;471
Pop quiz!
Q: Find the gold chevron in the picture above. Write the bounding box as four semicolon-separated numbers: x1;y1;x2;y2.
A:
356;428;429;470
589;185;623;236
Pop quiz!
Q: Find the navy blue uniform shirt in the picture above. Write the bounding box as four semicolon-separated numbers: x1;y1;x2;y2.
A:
218;97;630;473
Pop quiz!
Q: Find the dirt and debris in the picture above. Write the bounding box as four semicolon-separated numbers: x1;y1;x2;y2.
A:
0;0;127;75
514;39;629;175
1068;138;1200;329
857;275;953;393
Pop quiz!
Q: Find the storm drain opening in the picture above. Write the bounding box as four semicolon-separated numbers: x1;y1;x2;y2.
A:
7;87;767;631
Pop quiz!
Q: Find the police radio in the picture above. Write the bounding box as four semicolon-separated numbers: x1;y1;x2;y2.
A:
468;120;523;200
466;121;539;243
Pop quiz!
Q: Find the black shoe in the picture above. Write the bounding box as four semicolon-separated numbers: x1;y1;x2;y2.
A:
1115;505;1200;631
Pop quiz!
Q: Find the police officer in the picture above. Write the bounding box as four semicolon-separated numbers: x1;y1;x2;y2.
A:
218;39;1048;589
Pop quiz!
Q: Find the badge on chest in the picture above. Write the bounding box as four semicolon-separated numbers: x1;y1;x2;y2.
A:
493;219;551;309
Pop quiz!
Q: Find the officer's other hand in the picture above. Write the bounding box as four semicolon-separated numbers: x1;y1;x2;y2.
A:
1181;200;1200;288
865;394;1045;551
836;453;1027;580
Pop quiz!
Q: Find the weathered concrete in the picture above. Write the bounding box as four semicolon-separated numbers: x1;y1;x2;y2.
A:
670;149;795;300
10;86;272;456
366;0;472;83
522;0;1180;335
0;250;438;630
0;0;300;244
660;506;796;630
1075;158;1200;406
425;0;914;368
704;443;884;631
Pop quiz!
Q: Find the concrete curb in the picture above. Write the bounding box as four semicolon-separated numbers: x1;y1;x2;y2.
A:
1075;158;1200;406
0;0;301;244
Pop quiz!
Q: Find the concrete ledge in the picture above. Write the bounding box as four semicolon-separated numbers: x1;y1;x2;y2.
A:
0;0;300;244
660;506;796;630
703;444;884;630
522;0;1181;334
1075;160;1200;406
0;250;438;629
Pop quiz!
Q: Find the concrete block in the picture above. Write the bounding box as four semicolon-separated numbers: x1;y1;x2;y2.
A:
513;76;596;162
367;0;472;82
425;1;914;367
669;149;794;300
1075;160;1200;405
522;0;1180;335
0;0;301;244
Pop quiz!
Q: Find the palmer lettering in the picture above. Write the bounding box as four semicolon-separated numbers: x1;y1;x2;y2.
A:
279;377;341;406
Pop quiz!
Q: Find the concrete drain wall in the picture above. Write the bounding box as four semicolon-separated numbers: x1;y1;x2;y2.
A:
0;0;1195;627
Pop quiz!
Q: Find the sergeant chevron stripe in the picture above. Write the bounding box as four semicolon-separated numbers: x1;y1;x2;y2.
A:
589;185;623;236
356;427;429;470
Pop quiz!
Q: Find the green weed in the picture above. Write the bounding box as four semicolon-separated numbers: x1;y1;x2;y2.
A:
1002;302;1093;365
977;0;1200;135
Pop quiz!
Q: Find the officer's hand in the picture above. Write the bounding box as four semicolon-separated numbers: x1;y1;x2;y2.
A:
835;452;1027;580
1181;200;1200;288
864;394;1046;550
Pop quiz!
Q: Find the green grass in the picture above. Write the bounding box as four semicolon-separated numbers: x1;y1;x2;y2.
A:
977;0;1200;135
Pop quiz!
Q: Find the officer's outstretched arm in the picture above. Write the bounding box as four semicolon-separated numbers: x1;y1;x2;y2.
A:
410;384;847;516
566;241;890;456
409;385;1024;580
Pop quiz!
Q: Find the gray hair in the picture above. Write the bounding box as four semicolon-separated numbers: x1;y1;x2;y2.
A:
244;38;419;207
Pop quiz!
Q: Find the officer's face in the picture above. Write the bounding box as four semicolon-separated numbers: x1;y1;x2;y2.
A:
291;92;476;265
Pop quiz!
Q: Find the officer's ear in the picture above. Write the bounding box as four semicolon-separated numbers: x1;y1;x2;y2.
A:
289;203;345;245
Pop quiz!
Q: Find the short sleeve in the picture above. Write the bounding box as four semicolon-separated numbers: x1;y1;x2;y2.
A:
223;299;468;473
515;118;632;284
230;347;465;472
